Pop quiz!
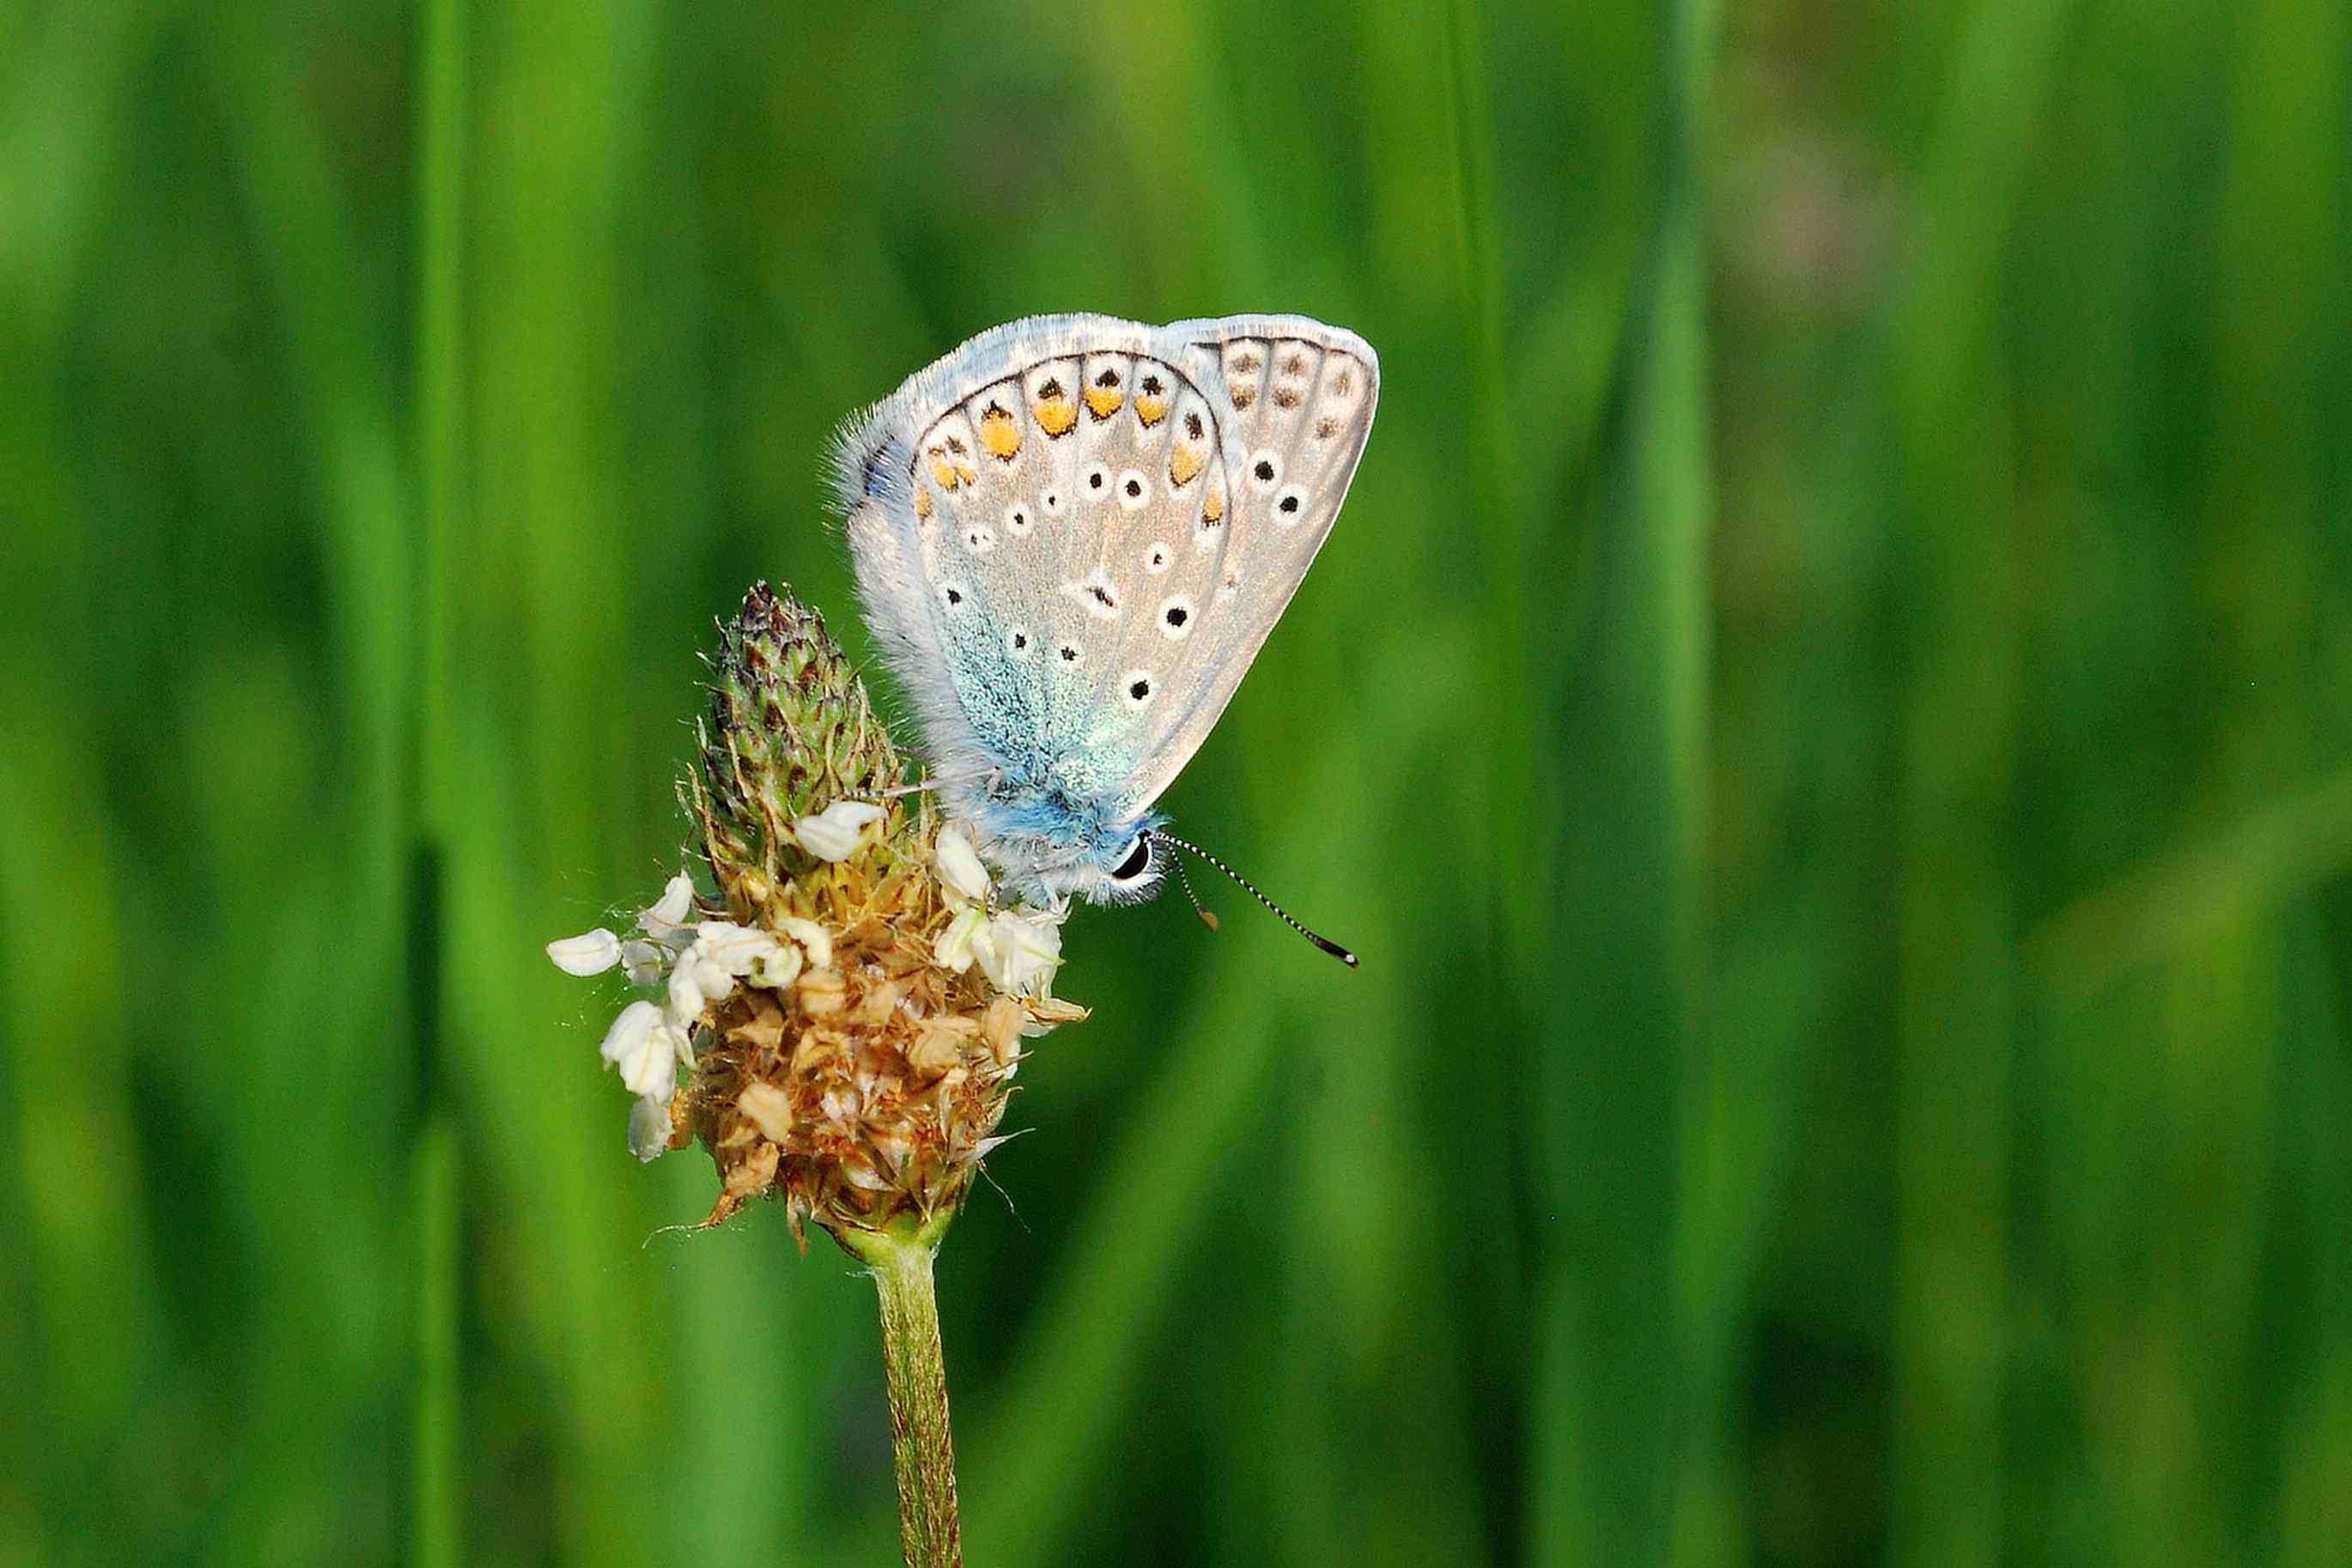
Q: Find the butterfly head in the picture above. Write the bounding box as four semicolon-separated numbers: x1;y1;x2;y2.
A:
945;781;1172;909
1011;824;1172;908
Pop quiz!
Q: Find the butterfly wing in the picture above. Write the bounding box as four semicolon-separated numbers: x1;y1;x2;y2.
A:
836;313;1377;845
1109;316;1377;820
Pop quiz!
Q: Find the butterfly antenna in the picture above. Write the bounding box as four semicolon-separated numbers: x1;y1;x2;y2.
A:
1170;854;1220;932
1153;831;1357;968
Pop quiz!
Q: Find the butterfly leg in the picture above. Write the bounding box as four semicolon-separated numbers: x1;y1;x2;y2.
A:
854;777;945;801
844;765;993;804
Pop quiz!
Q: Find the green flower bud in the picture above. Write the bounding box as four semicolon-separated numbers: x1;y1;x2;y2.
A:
686;582;909;919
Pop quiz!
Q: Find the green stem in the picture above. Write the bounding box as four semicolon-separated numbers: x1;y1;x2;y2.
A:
843;1225;963;1568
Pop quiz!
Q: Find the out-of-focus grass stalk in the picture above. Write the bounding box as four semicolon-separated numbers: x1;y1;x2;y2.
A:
206;12;418;1554
417;0;464;828
2173;5;2344;1560
1528;0;1712;1563
0;10;167;1468
456;6;659;1561
410;0;465;1562
1442;0;1529;957
1886;4;2072;1568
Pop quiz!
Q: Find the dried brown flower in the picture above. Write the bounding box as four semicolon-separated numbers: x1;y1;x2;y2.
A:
648;582;1085;1249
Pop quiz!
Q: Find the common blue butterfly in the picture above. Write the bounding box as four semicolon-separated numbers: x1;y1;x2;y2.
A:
835;313;1377;929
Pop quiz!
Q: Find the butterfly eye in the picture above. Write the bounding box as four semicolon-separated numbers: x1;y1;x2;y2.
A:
1110;836;1153;884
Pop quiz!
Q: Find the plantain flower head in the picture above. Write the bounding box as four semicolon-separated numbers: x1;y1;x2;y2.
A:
548;583;1085;1249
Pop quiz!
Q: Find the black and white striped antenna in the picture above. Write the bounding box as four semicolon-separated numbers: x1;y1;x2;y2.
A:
1152;830;1358;969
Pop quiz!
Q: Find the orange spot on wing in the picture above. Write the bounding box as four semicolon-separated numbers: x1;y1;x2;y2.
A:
914;488;933;519
1083;386;1124;420
1169;445;1205;488
1203;489;1225;523
1135;394;1168;426
1035;396;1077;436
979;405;1022;460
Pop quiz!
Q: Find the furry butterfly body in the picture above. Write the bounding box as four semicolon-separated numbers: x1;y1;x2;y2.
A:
836;313;1377;907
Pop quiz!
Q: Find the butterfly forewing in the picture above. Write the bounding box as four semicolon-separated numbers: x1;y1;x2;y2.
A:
1106;325;1376;818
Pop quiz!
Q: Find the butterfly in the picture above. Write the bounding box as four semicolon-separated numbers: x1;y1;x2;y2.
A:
833;313;1377;936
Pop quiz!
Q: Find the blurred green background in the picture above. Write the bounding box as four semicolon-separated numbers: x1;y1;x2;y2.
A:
5;0;2350;1564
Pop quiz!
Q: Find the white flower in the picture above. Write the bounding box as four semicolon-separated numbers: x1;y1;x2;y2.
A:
974;909;1064;997
691;921;784;977
599;1000;687;1101
776;915;834;970
552;871;704;991
628;1096;672;1163
793;799;886;862
641;872;696;936
934;906;988;973
748;940;803;990
934;827;991;909
666;962;714;1025
545;927;623;976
